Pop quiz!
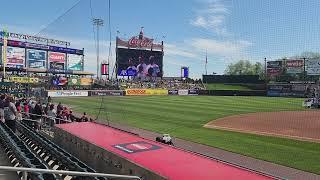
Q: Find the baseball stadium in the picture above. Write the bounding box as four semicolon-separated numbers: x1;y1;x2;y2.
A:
0;0;320;180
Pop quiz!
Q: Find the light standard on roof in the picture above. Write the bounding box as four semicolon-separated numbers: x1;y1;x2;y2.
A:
93;18;104;79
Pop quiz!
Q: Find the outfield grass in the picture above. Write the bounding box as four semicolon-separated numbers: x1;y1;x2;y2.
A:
55;96;320;174
205;83;251;90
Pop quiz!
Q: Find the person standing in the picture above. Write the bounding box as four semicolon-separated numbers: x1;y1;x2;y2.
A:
47;104;56;127
33;102;43;131
0;95;6;122
3;96;18;133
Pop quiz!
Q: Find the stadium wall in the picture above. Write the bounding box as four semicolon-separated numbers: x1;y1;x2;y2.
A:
53;126;166;180
46;89;267;97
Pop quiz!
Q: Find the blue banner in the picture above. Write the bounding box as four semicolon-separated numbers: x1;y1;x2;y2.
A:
0;39;83;55
183;67;189;78
27;49;47;68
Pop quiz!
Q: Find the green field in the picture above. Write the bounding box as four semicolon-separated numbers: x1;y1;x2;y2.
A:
55;96;320;174
205;83;252;90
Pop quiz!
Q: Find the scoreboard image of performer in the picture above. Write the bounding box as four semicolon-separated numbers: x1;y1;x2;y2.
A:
117;48;163;77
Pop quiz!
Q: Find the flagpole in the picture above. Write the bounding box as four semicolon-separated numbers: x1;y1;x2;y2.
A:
205;50;208;75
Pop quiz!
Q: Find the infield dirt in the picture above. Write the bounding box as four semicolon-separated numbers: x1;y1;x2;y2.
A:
204;111;320;142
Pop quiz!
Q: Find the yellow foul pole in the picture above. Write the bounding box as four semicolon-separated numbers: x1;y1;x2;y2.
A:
2;28;8;79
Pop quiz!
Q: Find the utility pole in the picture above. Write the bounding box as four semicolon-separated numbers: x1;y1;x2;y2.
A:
93;18;104;79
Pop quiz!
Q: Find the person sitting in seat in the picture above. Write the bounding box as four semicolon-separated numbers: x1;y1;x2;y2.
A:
80;112;88;122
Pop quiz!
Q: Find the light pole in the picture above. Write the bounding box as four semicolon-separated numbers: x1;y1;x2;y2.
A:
93;18;104;79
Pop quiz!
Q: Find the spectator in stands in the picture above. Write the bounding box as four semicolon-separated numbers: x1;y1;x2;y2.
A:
57;102;63;115
62;107;69;120
56;111;63;124
68;111;77;122
23;102;29;118
3;96;18;133
33;102;43;131
0;95;5;122
47;104;56;127
80;112;88;122
15;101;21;113
47;96;52;103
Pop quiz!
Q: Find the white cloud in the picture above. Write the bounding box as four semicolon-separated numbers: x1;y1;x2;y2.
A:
190;0;231;36
191;38;252;55
165;43;197;58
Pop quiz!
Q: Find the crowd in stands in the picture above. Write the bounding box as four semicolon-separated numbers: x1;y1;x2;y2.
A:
0;94;91;133
96;78;205;90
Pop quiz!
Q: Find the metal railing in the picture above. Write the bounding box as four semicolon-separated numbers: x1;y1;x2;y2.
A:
0;166;141;180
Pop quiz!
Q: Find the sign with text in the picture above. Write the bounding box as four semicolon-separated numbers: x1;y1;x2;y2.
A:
27;49;46;69
48;52;65;70
267;61;282;68
178;89;189;96
90;90;124;96
168;90;179;95
6;47;25;68
125;89;147;96
286;60;303;74
8;77;39;84
67;54;82;70
145;89;168;95
80;78;93;86
267;68;282;76
47;90;88;97
306;59;320;75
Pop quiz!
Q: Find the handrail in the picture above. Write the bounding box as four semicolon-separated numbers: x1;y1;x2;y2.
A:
0;166;141;180
21;112;72;123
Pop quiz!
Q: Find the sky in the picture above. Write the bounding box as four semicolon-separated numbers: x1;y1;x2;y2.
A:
1;0;320;78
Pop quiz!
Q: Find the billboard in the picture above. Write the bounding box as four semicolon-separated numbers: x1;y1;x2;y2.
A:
286;60;303;74
267;68;282;76
117;48;163;77
67;54;82;70
6;47;25;68
48;52;65;70
68;77;81;85
8;76;39;83
267;61;282;68
27;49;47;69
306;59;320;75
80;78;93;86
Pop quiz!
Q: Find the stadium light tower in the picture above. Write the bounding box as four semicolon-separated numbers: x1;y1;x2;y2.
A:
93;18;104;78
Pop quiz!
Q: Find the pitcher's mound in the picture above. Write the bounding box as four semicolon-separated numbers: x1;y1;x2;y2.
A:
204;111;320;142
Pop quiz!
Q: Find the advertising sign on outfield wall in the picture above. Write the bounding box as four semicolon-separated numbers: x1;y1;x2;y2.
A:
90;90;124;96
178;89;189;96
188;90;199;95
125;89;147;96
47;90;88;97
168;90;178;95
125;89;168;96
145;89;168;95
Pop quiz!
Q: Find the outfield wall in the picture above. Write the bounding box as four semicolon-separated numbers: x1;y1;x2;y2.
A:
47;89;266;97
